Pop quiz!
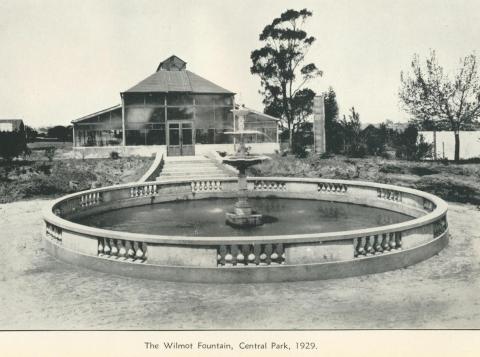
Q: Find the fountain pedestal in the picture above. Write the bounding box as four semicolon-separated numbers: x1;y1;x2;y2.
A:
223;108;269;228
225;167;263;227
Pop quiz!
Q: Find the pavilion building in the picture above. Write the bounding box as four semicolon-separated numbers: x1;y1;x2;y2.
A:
72;55;279;157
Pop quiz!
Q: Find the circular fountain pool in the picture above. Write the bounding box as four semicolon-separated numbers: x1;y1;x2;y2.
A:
43;177;449;283
74;198;412;237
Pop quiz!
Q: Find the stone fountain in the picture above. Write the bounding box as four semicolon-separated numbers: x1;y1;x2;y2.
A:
223;108;269;228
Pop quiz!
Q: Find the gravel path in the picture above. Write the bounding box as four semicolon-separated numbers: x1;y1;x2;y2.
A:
1;199;479;329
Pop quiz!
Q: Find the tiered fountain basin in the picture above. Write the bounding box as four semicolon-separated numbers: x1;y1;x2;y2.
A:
43;177;448;283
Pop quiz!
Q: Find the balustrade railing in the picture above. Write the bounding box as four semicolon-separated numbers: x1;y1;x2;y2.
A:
433;216;448;237
217;243;285;266
191;180;223;192
423;198;435;212
80;191;102;207
98;238;147;262
130;184;158;198
46;222;62;243
44;177;448;275
317;182;348;193
354;232;402;257
377;188;402;202
253;180;287;191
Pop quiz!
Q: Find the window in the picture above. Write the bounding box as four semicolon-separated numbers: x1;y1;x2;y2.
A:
124;93;145;106
145;93;166;105
194;107;215;128
167;107;194;120
167;93;193;106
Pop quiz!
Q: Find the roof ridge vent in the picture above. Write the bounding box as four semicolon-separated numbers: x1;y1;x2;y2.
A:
157;55;187;72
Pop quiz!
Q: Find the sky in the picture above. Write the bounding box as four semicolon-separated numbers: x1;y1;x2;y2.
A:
1;0;480;128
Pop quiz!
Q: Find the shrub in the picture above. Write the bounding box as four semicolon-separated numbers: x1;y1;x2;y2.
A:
320;152;334;159
292;140;309;158
109;151;120;160
38;163;51;175
44;147;56;161
346;144;367;158
379;164;404;174
363;124;386;156
410;166;439;176
0;131;27;161
394;125;432;161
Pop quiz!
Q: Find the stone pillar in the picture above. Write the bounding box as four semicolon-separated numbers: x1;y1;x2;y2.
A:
313;95;326;154
121;93;126;146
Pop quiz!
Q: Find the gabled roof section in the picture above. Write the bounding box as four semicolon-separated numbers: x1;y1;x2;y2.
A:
124;70;234;94
72;104;121;124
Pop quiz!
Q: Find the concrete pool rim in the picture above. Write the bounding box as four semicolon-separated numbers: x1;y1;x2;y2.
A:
43;177;449;283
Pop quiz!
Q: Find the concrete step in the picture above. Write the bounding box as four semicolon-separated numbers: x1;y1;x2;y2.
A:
157;155;233;182
161;171;228;177
162;167;224;173
157;174;230;181
164;158;212;164
164;163;216;168
162;163;220;169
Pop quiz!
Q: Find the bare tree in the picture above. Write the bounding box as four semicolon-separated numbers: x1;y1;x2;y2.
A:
399;51;480;161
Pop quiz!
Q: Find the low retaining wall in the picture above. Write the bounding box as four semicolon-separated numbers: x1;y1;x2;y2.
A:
43;177;449;283
72;143;280;158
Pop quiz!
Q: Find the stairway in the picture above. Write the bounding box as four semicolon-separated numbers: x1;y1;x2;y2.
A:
156;155;234;181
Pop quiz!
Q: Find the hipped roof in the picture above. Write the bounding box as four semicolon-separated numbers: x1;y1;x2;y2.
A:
123;70;234;95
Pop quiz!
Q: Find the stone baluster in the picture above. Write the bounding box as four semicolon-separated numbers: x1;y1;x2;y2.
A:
395;232;402;249
98;238;104;256
273;243;284;263
388;232;396;250
133;241;142;261
365;236;374;255
241;245;250;266
224;246;233;265
125;241;135;261
253;244;261;265
117;240;127;259
381;233;390;251
247;245;256;264
373;235;383;253
358;236;367;256
264;244;273;265
218;245;227;266
230;245;239;266
109;239;118;257
103;238;111;256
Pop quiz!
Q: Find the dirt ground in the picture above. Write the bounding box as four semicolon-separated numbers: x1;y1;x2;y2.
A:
0;199;479;329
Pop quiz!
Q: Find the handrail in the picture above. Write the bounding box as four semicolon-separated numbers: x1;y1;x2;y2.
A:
138;152;164;182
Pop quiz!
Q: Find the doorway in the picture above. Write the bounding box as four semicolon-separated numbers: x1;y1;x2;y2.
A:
167;121;195;156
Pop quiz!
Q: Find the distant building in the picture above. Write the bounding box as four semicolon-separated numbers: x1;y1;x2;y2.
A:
72;55;279;156
0;119;24;132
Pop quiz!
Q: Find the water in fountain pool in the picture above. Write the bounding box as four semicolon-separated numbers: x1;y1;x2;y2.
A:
74;198;412;237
